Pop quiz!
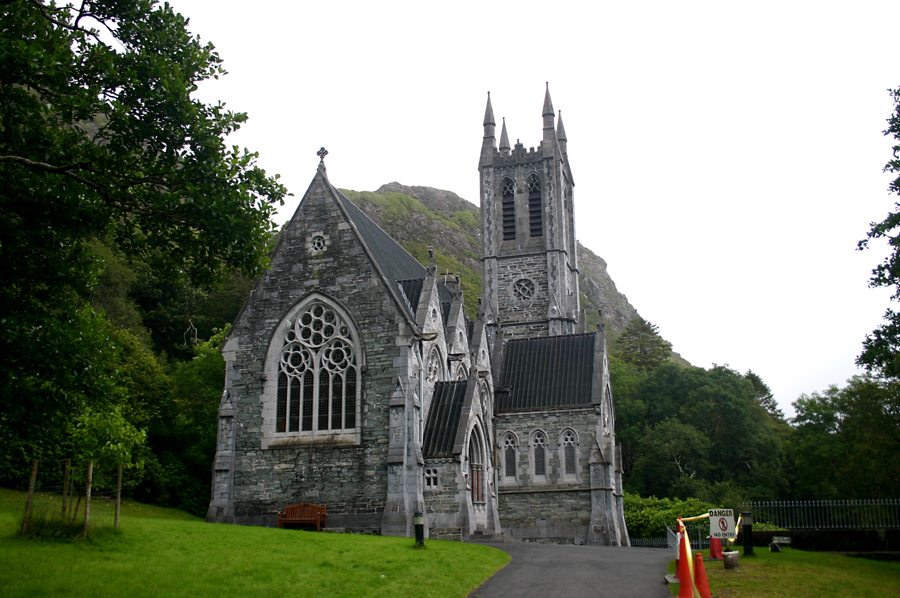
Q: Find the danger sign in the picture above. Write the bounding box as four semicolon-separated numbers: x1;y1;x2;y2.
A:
708;509;736;539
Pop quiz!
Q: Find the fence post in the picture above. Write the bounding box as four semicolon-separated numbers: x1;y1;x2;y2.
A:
115;464;122;529
62;459;70;518
83;461;93;537
21;459;39;535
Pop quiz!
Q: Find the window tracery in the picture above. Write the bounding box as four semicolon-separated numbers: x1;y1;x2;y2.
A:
276;301;358;435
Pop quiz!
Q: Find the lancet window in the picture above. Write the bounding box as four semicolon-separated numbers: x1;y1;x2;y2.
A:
468;429;486;504
502;433;517;480
532;430;548;478
562;429;578;477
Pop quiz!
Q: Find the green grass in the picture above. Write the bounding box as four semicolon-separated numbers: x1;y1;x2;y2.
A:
668;548;900;597
0;489;509;597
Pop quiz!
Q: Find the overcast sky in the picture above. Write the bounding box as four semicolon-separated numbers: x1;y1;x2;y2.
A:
170;0;900;416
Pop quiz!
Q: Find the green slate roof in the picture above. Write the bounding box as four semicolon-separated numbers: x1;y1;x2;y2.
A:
496;333;595;412
423;381;468;458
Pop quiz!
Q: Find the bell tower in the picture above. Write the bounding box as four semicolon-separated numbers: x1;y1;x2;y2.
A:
479;85;584;339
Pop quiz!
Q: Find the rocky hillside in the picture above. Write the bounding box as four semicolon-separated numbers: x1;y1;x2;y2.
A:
340;183;643;345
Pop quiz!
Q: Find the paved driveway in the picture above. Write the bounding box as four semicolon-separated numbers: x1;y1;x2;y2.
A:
468;543;672;598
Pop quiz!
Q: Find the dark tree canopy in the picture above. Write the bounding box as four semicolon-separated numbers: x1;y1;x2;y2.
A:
613;317;673;371
859;88;900;377
745;369;784;419
0;0;287;477
790;376;900;499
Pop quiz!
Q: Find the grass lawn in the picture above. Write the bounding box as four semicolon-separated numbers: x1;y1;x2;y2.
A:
0;488;509;598
668;547;900;597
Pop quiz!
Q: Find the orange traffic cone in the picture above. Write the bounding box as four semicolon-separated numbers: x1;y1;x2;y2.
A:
709;537;724;559
694;552;712;598
677;525;695;598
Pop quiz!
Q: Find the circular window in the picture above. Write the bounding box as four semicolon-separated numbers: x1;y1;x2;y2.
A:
513;278;536;301
309;234;327;254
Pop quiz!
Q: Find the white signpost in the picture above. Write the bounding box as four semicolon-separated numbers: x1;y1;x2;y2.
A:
709;509;736;540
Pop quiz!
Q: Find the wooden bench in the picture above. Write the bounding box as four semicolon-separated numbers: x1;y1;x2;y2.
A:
277;503;327;531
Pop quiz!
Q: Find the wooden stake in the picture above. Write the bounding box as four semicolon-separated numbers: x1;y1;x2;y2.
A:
21;459;39;535
83;461;93;537
115;464;122;529
62;459;70;518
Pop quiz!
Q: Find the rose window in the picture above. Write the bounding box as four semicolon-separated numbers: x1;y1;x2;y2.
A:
513;278;536;301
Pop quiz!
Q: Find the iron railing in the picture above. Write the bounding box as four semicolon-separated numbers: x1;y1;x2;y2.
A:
630;536;669;548
631;524;709;550
741;500;900;530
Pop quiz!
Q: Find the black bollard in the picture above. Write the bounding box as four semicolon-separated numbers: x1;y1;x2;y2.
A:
414;512;425;548
741;511;754;556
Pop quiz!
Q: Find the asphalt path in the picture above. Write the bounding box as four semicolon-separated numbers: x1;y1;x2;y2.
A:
468;543;672;598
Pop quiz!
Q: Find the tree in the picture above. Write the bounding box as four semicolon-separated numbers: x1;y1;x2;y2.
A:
789;376;900;499
613;317;673;371
859;88;900;377
745;369;784;419
0;0;287;477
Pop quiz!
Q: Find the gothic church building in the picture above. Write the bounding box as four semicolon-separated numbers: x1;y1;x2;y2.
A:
207;88;629;546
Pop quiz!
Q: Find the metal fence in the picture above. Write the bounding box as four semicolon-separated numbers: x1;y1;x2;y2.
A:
630;536;669;548
631;524;710;550
741;500;900;530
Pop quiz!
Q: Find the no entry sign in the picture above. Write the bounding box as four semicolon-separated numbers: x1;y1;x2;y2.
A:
709;509;736;539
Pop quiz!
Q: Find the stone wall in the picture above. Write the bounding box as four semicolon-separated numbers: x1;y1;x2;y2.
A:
494;408;599;543
222;173;411;529
423;459;463;540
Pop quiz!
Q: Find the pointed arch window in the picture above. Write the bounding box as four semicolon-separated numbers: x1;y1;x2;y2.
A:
501;433;518;481
276;301;359;436
468;429;486;504
501;177;516;241
426;346;443;384
527;173;542;237
562;429;578;478
532;430;548;479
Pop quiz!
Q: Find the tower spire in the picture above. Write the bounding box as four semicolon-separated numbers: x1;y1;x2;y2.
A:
484;92;496;129
557;110;568;156
542;83;556;157
499;117;510;156
480;92;496;168
542;82;555;118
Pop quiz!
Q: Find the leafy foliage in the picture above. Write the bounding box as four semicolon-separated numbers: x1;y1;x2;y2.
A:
789;376;900;499
613;317;673;371
0;0;286;504
623;493;721;538
745;369;784;419
859;88;900;377
132;327;228;516
612;361;789;503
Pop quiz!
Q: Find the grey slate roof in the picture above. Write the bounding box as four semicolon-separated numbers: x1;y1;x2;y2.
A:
496;333;595;412
423;381;468;458
334;190;426;318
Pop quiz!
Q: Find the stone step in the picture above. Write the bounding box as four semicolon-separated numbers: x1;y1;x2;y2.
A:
468;531;502;543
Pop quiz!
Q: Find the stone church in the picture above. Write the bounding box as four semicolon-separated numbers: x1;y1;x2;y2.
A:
207;87;630;546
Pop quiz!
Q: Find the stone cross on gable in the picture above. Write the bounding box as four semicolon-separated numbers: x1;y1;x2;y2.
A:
317;147;328;163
